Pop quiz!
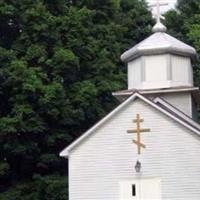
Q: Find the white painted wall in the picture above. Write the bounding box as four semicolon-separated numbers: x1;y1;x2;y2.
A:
119;178;161;200
128;55;171;90
171;55;193;87
162;92;192;117
143;55;170;89
127;54;193;90
144;55;168;81
128;58;142;89
68;99;200;200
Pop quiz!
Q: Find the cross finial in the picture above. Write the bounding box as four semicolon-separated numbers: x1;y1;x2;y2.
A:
149;0;168;32
155;0;161;23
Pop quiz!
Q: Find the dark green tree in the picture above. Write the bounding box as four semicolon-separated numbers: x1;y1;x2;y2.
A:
0;0;152;199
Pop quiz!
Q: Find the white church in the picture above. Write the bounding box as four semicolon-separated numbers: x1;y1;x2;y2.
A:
60;4;200;200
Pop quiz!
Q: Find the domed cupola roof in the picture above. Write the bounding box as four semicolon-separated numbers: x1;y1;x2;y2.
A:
121;22;197;62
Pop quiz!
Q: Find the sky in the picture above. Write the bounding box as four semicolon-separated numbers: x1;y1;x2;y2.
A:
146;0;177;14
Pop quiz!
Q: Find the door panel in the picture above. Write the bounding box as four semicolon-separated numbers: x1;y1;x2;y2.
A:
119;178;161;200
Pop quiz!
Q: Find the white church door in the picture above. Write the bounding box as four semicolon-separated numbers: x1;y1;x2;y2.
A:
119;178;161;200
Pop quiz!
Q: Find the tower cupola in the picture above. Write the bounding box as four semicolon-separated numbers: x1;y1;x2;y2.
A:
121;23;196;90
113;0;200;119
121;0;197;91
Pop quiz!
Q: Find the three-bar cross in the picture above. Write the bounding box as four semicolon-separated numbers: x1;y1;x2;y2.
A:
149;0;168;24
127;114;150;155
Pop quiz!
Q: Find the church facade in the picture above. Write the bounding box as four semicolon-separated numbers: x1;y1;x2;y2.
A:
60;17;200;200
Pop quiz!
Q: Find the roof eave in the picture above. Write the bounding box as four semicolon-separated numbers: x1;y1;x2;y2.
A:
121;47;197;63
113;87;199;97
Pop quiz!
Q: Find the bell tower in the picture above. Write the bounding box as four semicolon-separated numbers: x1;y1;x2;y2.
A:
113;3;199;119
121;27;196;90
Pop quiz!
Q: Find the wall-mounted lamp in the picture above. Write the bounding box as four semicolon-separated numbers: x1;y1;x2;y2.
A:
135;160;141;173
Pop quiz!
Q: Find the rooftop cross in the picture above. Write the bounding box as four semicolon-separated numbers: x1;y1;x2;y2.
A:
149;0;168;32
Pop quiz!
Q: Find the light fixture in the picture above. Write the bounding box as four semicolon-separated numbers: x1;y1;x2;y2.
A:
135;160;141;173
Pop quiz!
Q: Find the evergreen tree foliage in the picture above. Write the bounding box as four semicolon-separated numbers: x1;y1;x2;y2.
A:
0;0;152;199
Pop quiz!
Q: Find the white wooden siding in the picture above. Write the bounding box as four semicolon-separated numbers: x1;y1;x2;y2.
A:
127;54;193;90
162;92;192;117
142;55;170;89
69;98;200;200
171;55;193;87
144;55;168;82
128;58;142;89
119;178;161;200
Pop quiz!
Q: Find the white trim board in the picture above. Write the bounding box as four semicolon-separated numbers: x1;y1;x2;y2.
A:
112;87;199;96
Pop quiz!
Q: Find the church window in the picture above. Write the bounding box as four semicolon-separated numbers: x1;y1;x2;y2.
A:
132;184;136;196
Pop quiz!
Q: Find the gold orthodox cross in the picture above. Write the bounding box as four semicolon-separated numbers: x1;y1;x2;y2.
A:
127;114;151;155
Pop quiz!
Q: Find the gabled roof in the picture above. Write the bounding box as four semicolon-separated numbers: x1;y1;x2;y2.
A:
60;93;200;157
153;97;200;131
121;32;197;62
